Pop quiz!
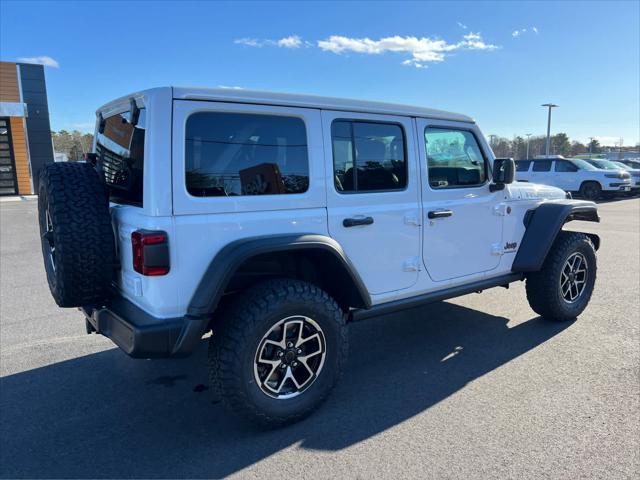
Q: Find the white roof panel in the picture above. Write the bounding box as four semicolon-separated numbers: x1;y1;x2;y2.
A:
171;86;475;123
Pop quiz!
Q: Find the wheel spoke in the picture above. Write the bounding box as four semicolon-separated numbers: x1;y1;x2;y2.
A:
296;332;321;350
263;338;285;351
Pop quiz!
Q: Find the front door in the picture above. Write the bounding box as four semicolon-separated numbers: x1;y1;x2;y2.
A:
416;120;503;282
322;110;421;295
553;159;578;191
0;118;19;196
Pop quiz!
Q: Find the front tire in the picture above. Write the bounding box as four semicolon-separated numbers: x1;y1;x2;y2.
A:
579;181;602;201
525;232;597;322
209;279;348;427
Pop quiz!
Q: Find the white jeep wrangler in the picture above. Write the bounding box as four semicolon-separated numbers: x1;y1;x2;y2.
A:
38;87;600;426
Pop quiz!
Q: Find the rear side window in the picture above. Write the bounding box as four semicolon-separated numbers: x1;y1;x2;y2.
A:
424;128;487;189
532;160;552;172
331;120;406;192
185;112;309;197
515;160;531;172
96;108;146;206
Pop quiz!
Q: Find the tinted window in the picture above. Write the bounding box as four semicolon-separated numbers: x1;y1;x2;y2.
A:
96;108;146;206
516;160;531;172
555;160;578;172
185;112;309;197
332;121;406;192
532;160;552;172
424;128;486;188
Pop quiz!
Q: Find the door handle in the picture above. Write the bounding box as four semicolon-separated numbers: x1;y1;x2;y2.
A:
427;209;453;219
343;216;374;227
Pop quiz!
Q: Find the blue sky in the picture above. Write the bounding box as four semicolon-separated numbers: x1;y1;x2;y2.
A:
1;0;639;146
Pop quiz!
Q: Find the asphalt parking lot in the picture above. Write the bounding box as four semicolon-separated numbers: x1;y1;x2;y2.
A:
1;198;638;479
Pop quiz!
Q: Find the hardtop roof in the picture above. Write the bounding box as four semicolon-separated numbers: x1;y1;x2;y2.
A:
97;87;475;123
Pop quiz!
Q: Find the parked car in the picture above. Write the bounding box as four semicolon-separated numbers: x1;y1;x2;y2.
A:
611;161;640;195
37;87;600;426
617;159;640;169
515;156;631;200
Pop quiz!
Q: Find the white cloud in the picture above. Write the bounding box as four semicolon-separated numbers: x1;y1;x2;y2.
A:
217;85;244;90
513;27;538;37
276;35;303;48
17;55;59;68
457;22;467;29
317;33;498;68
234;37;262;47
235;35;305;48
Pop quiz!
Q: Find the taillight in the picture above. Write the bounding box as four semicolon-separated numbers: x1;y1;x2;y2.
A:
131;230;170;276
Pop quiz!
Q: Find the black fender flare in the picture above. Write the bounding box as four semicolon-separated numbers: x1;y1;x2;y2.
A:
186;234;371;319
512;200;600;273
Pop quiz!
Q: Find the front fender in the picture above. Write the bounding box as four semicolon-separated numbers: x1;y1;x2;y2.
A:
512;200;600;272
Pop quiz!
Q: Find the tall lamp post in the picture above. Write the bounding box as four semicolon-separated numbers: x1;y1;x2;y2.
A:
525;133;532;160
541;103;558;157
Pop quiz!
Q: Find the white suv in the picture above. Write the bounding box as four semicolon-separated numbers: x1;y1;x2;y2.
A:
515;156;632;200
37;87;600;426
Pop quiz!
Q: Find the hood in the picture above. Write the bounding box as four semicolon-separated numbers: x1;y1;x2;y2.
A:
509;182;567;201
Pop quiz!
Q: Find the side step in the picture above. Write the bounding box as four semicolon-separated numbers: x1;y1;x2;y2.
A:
349;273;524;322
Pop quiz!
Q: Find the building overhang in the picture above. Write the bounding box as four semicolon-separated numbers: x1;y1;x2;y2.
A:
0;102;27;117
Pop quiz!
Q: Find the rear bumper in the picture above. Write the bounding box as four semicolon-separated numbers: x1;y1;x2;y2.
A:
82;297;208;358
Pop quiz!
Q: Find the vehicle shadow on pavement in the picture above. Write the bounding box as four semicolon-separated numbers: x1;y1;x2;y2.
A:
0;301;572;479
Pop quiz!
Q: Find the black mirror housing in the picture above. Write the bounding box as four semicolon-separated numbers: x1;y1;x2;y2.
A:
492;158;515;190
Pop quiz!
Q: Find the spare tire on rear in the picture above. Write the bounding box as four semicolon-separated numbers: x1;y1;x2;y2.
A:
38;162;116;307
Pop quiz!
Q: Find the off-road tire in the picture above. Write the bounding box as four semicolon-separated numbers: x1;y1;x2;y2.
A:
208;278;348;427
525;232;596;322
38;162;116;307
579;181;602;201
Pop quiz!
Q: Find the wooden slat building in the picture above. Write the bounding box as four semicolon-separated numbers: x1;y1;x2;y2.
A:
0;61;54;195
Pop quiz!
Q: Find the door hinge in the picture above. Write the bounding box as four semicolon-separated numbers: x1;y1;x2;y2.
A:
493;204;508;216
404;212;421;226
403;257;422;272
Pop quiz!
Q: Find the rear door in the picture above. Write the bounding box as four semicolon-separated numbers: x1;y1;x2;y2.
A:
322;111;421;295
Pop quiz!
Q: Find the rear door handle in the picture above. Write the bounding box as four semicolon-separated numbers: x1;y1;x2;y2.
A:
427;209;453;219
343;216;374;227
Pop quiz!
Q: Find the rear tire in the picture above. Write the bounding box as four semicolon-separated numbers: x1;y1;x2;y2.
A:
579;181;602;201
525;232;596;322
208;279;348;427
38;162;116;307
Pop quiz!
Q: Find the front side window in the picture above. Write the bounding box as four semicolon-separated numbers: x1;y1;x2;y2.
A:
331;120;406;192
516;160;531;172
96;108;146;206
555;160;578;172
185;112;309;197
424;128;487;189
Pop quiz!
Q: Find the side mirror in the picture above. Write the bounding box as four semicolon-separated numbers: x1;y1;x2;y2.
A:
490;158;515;191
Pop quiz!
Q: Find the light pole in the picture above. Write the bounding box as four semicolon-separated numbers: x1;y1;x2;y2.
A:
525;133;532;160
541;103;558;157
588;137;594;158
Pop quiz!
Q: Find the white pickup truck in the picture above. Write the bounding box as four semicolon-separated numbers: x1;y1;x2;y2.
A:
515;155;632;200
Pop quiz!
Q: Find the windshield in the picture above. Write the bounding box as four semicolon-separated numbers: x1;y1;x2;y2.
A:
588;159;621;170
612;161;631;170
571;159;597;170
